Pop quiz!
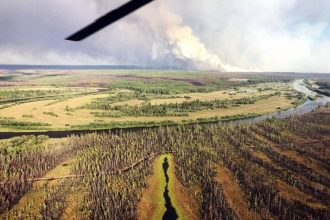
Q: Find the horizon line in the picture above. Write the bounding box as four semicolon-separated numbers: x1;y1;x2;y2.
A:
0;64;329;74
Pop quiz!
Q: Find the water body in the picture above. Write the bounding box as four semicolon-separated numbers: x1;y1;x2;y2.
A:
162;157;179;220
292;79;318;96
235;79;330;124
0;79;328;139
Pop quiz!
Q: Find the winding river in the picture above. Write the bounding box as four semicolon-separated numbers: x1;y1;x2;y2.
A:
0;79;328;139
237;79;330;124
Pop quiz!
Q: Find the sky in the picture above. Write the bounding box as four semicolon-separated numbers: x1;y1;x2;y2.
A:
0;0;329;72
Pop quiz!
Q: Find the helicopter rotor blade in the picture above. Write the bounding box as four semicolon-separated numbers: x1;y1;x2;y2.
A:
66;0;154;41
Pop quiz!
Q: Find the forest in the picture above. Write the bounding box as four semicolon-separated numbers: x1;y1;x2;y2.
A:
312;80;330;96
0;102;329;219
87;94;275;116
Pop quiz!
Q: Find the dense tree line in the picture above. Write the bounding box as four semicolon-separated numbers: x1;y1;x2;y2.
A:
1;104;329;219
88;94;274;117
0;89;65;102
0;117;51;130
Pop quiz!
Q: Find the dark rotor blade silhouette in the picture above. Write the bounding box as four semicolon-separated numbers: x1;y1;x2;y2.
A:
66;0;154;41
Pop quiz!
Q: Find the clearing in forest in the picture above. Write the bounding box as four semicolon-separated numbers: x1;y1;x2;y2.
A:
1;158;75;219
138;154;198;220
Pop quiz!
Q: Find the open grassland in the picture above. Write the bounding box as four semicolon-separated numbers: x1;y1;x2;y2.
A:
0;68;302;131
0;103;329;219
0;92;295;131
0;94;109;130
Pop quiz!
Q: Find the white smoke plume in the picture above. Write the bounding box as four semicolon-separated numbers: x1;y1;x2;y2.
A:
146;5;244;71
0;0;329;72
166;25;244;71
90;1;244;71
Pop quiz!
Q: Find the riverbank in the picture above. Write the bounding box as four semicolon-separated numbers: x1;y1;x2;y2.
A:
0;79;328;139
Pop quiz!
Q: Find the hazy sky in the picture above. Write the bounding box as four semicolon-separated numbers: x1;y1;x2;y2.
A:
0;0;329;72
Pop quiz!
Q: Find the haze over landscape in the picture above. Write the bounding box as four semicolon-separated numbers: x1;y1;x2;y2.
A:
1;0;330;72
1;1;330;219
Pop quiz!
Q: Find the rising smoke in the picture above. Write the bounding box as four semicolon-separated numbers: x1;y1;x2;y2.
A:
0;0;329;72
149;5;244;71
94;1;244;71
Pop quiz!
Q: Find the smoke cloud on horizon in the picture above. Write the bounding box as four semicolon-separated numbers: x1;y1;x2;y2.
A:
0;0;329;72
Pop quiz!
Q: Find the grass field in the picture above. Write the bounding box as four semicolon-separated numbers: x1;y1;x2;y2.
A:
0;94;296;131
0;93;295;131
0;69;302;131
0;94;108;129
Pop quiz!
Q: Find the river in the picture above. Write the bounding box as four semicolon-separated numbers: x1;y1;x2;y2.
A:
0;79;328;139
236;79;330;124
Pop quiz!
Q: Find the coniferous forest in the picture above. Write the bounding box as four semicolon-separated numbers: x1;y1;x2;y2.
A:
1;103;329;219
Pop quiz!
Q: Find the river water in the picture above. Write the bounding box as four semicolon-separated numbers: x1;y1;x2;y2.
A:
0;79;328;139
230;79;330;124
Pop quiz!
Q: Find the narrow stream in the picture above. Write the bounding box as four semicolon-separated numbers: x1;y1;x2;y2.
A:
162;157;178;220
